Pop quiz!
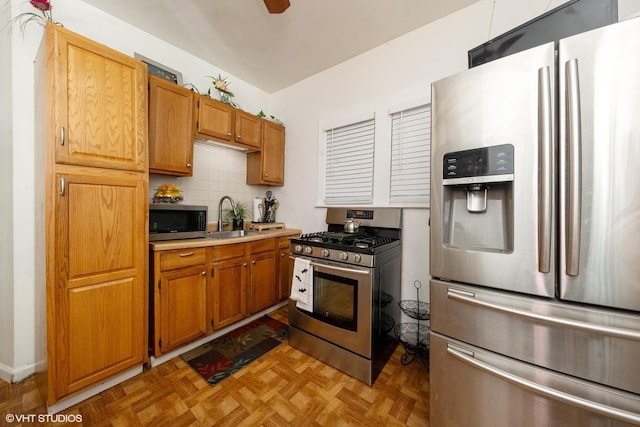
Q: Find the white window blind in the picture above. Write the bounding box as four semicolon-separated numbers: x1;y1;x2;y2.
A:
324;117;375;204
390;104;431;205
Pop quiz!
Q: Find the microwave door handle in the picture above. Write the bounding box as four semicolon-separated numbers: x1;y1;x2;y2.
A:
446;344;640;425
538;65;553;274
565;58;582;276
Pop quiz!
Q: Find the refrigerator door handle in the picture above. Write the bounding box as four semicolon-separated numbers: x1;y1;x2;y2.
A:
538;66;553;273
447;288;640;341
446;344;640;425
565;58;582;276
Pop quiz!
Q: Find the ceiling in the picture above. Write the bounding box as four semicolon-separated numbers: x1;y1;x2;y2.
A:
83;0;480;93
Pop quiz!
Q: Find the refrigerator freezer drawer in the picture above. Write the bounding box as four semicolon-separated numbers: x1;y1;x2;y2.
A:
430;280;640;395
430;332;640;427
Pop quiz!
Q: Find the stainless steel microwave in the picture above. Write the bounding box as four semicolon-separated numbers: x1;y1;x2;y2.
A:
149;204;208;241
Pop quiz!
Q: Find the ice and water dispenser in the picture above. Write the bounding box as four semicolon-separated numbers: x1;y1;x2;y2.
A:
441;144;514;253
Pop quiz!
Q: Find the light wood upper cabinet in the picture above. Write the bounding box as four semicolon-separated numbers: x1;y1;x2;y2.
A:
148;75;196;176
52;166;147;397
50;25;147;172
195;96;234;141
247;120;285;186
234;109;262;150
194;95;263;151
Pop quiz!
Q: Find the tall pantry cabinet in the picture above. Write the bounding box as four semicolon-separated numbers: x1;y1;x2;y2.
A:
34;23;148;407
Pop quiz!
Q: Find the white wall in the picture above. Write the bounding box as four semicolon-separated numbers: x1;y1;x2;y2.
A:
1;0;15;383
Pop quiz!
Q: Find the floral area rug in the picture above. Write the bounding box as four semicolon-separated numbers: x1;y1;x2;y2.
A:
181;315;288;386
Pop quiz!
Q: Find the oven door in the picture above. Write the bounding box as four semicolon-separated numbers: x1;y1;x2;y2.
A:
289;256;373;357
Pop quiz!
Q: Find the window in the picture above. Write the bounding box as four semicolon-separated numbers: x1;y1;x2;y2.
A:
390;104;431;205
323;115;375;205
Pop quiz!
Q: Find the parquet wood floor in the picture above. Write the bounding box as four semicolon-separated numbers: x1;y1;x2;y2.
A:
0;306;429;426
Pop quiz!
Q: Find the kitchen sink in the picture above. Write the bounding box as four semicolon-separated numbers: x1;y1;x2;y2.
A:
205;230;263;239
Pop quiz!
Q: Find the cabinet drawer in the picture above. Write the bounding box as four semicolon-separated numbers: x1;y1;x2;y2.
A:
250;238;276;254
160;248;207;271
213;243;246;261
278;237;291;249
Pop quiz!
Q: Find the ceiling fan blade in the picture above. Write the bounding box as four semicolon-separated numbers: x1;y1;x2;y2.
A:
263;0;290;14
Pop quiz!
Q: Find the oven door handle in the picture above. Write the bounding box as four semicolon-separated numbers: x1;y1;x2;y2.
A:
289;256;371;276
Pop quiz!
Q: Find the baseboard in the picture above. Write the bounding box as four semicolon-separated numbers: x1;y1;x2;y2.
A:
0;361;12;383
0;361;36;384
46;365;143;415
149;300;288;367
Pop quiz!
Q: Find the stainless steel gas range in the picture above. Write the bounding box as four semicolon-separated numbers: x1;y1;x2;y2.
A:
288;207;402;385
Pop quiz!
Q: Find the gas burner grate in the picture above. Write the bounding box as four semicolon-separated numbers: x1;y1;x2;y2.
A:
297;232;397;249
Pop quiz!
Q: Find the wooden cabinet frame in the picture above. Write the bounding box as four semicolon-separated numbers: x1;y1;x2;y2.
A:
148;75;196;176
246;119;285;185
37;23;148;404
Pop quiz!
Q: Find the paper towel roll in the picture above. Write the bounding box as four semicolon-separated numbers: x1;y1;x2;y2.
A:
253;197;263;222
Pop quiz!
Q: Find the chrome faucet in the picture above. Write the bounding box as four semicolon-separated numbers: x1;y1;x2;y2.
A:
218;195;237;231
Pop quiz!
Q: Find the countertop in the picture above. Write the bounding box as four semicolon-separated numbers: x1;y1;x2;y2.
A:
149;228;302;251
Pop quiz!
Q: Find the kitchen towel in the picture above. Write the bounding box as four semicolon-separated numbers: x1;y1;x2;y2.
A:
290;257;313;311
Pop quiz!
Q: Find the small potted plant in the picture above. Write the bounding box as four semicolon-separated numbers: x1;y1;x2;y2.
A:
225;201;248;230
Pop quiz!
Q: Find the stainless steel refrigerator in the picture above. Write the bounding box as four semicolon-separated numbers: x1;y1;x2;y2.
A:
429;17;640;426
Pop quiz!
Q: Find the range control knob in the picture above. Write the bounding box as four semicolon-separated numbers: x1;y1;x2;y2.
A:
321;249;330;257
352;253;362;263
340;252;349;261
294;245;303;253
303;246;313;255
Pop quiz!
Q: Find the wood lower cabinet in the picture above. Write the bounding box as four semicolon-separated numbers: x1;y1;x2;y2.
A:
52;168;147;397
149;233;298;356
248;239;278;313
36;23;148;405
277;237;294;301
246;120;285;186
151;248;208;356
211;243;248;330
148;75;196;176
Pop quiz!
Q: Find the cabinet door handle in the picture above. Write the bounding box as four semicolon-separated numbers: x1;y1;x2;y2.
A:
201;271;206;276
252;260;256;264
179;252;194;257
59;176;65;196
186;163;192;168
243;263;248;267
59;126;65;146
236;134;241;139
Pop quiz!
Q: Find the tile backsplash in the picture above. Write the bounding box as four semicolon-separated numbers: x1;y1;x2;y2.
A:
149;141;269;224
